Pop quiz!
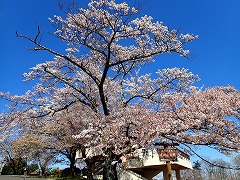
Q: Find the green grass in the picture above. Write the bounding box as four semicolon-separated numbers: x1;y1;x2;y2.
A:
55;177;88;180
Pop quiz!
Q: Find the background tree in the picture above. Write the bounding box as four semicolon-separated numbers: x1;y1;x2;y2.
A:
0;0;240;179
232;154;240;168
200;157;240;180
1;157;26;175
193;160;201;171
180;169;203;180
231;154;240;179
182;157;240;180
11;132;57;176
0;137;26;175
1;164;14;175
11;102;92;177
28;163;39;174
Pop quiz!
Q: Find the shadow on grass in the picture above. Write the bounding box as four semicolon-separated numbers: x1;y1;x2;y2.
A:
54;177;88;180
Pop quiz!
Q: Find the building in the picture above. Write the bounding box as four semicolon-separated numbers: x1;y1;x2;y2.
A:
76;145;192;180
120;147;192;180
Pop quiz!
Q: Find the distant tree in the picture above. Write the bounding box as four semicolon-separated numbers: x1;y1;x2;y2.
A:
61;167;81;177
40;105;87;177
1;164;14;175
181;169;203;180
51;167;62;176
0;138;19;174
232;154;240;168
181;156;240;180
231;154;240;179
193;160;201;171
28;163;39;174
1;157;26;175
200;158;237;180
11;133;57;176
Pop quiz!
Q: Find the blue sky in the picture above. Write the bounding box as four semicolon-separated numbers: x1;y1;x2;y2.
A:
0;0;240;165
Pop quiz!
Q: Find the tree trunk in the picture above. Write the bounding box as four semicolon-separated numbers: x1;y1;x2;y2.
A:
9;157;17;175
82;146;94;180
41;166;46;177
85;159;94;180
69;147;77;177
103;147;118;180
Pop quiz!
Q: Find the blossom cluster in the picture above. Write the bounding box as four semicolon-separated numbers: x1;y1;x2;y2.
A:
0;0;239;163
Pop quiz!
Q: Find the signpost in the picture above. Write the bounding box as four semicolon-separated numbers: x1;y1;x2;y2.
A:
155;141;179;180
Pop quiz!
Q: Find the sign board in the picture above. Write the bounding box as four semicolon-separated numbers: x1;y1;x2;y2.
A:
157;149;178;161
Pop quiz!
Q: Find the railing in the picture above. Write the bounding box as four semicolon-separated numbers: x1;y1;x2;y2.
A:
125;147;191;169
117;167;148;180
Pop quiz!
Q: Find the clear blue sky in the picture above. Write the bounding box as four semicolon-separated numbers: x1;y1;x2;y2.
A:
0;0;239;165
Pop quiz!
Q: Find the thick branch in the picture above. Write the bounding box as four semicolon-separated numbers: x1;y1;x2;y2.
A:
16;30;100;86
183;143;240;170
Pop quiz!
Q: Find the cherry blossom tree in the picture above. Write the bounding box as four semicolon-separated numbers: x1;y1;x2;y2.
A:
0;0;240;179
11;132;57;176
41;104;94;177
9;103;94;177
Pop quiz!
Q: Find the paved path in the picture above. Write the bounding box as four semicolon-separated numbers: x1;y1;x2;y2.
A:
0;175;54;180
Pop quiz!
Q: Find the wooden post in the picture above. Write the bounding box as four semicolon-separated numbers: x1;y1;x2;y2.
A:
163;162;173;180
92;162;95;175
163;168;169;180
175;169;181;180
166;161;173;180
158;141;179;180
163;169;168;180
